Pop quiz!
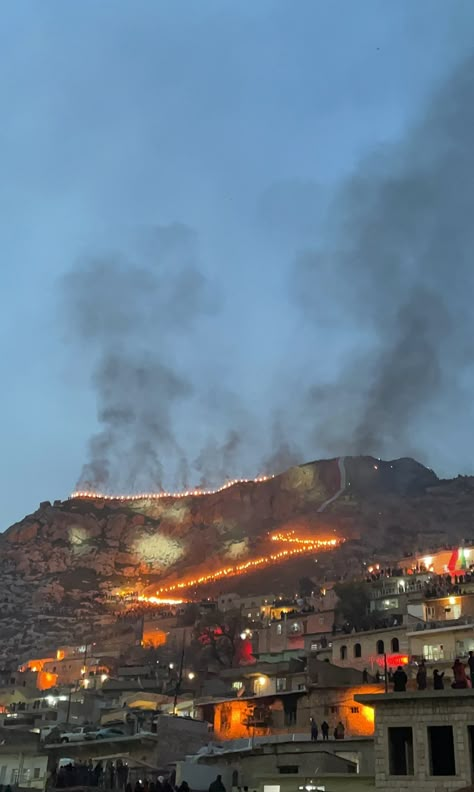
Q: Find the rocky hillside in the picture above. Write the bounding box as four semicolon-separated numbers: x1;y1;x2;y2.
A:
1;455;474;661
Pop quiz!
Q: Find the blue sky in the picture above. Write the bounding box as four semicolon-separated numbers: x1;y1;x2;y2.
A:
1;1;474;528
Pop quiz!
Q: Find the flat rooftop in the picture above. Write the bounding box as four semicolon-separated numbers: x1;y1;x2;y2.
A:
356;689;474;705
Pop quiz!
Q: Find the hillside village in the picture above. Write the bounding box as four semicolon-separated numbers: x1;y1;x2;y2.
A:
2;539;474;792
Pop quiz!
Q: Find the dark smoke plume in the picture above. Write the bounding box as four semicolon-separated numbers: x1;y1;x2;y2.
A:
295;57;474;460
262;415;301;474
62;224;214;491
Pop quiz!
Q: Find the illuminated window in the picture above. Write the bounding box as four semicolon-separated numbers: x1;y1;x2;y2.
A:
276;624;282;635
291;622;300;633
232;681;243;690
423;644;444;661
276;677;287;691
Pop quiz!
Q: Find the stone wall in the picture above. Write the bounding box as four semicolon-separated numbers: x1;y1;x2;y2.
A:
362;691;474;792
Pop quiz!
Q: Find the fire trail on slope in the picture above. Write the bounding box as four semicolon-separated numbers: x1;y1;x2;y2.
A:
139;531;341;604
70;474;274;502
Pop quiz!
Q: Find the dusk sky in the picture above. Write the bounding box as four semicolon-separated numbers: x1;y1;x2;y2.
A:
2;1;474;529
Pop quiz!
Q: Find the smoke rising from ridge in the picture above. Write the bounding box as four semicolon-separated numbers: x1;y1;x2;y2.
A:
61;57;474;490
62;224;214;490
294;56;474;460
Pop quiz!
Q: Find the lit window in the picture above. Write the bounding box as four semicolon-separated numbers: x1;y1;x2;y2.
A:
291;622;300;633
276;677;287;691
276;624;282;635
232;681;243;690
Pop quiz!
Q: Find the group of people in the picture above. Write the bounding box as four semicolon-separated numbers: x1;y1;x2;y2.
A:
310;717;345;741
53;759;120;788
127;778;184;792
392;651;474;692
50;760;183;792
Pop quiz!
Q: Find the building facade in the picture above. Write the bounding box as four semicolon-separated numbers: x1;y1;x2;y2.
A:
331;626;408;673
356;688;474;792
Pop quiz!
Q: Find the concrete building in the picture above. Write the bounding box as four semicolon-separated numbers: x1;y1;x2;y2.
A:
331;626;408;674
217;593;275;622
177;737;376;792
45;714;209;770
356;688;474;791
0;728;48;789
399;546;474;577
367;573;430;614
407;621;474;666
422;592;474;622
256;610;335;658
197;658;380;742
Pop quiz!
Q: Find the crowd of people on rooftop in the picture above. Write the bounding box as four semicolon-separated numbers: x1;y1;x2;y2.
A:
390;651;474;692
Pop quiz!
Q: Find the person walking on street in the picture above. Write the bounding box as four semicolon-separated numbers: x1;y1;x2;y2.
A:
393;666;408;692
321;721;329;741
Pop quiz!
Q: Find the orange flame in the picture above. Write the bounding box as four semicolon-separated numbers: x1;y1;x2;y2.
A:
138;532;340;601
70;475;274;502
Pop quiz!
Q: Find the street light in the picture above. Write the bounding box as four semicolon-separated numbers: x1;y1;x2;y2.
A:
188;672;195;680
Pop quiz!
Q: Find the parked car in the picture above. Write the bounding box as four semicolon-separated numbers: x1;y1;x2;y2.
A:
60;726;98;743
92;727;126;740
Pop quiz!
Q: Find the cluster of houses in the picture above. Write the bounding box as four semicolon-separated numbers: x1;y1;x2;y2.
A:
1;546;474;791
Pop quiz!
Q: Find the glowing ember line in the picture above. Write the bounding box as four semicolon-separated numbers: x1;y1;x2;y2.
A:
69;474;274;502
137;596;187;606
141;534;340;600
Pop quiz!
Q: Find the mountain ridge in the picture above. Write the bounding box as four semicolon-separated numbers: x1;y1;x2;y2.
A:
1;455;474;661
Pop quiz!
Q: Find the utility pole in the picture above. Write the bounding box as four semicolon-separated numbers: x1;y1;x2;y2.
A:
173;632;186;715
65;685;73;725
384;653;388;693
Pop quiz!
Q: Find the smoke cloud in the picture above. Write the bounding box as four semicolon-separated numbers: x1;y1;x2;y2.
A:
62;224;214;490
294;56;474;460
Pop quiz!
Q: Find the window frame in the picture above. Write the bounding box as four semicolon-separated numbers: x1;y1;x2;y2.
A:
387;725;415;777
427;724;456;777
